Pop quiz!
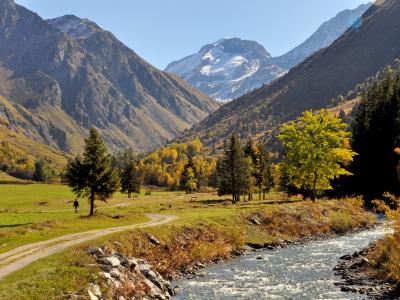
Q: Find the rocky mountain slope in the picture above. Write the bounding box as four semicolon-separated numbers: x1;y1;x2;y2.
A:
181;0;400;149
166;4;370;102
0;0;219;153
166;38;287;102
271;3;371;69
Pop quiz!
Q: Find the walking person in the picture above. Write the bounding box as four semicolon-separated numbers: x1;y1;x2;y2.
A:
73;198;79;213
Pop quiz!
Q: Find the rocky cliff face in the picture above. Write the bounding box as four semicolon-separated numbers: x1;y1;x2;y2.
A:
0;0;219;153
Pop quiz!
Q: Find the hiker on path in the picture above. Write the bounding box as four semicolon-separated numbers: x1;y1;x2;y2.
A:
73;199;79;213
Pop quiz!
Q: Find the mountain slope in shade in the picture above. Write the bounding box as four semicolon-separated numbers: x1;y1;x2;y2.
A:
166;4;370;102
166;38;287;102
181;0;400;149
271;3;371;69
0;0;219;153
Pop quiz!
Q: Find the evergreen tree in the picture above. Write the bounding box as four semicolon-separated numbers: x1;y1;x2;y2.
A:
244;138;257;200
350;69;400;201
217;134;252;203
65;128;120;216
120;159;141;198
261;151;274;199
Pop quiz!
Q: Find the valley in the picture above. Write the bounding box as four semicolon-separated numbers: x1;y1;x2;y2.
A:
1;0;400;299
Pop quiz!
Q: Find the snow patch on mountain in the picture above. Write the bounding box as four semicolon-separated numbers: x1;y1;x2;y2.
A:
166;38;287;102
47;15;100;39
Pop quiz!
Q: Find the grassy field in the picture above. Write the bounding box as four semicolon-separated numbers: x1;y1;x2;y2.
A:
0;184;298;253
0;183;376;299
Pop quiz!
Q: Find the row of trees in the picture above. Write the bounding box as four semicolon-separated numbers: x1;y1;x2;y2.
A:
66;109;354;215
65;66;400;214
64;130;218;215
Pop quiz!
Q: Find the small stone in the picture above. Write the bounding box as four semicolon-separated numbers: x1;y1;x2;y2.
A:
89;284;102;297
113;241;122;248
340;254;352;260
146;233;161;245
86;247;105;258
256;256;264;260
99;272;112;280
250;217;261;225
100;256;121;267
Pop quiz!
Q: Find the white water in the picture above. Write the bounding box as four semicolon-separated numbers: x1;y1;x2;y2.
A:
174;225;389;300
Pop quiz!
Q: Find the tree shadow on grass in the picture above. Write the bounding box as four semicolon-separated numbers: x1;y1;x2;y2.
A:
191;199;232;205
0;223;33;228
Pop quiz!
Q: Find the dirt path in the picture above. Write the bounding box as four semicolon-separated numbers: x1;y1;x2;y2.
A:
0;214;177;280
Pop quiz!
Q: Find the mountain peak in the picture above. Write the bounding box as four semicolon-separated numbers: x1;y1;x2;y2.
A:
47;15;101;39
200;37;272;59
166;37;284;102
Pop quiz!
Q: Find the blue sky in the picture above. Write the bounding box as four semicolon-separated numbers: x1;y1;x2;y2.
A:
16;0;369;69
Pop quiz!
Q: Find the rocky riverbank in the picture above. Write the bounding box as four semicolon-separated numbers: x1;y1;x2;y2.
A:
84;245;176;300
334;246;399;299
62;200;377;299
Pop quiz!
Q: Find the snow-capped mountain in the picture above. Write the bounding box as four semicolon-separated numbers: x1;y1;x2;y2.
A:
166;3;371;102
166;38;287;102
271;3;372;69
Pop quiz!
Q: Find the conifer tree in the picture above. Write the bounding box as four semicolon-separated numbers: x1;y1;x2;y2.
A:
261;151;274;199
218;134;252;203
65;128;120;216
120;159;141;198
350;69;400;200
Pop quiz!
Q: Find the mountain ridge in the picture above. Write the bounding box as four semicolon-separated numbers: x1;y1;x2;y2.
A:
166;3;371;102
0;0;220;153
180;0;400;150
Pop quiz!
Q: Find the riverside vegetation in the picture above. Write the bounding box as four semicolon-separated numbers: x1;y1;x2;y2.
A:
0;191;375;299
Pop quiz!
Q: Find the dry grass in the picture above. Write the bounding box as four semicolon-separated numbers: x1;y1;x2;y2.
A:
103;198;374;280
365;196;400;283
245;198;375;243
107;225;245;279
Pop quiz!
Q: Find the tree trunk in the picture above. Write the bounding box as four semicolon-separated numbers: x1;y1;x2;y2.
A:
89;192;95;216
312;172;318;202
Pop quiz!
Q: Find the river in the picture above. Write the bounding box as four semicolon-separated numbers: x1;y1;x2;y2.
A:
173;224;389;300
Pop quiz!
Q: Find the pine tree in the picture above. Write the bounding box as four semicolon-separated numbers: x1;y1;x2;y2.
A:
120;159;141;198
350;69;400;201
218;134;252;203
65;128;120;216
261;151;274;199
